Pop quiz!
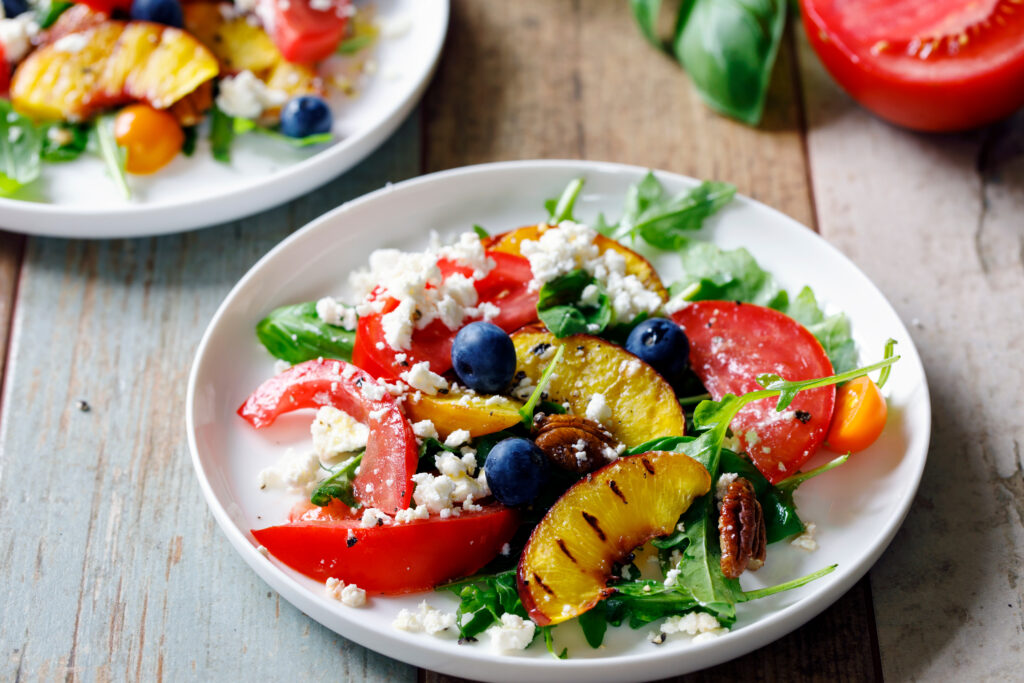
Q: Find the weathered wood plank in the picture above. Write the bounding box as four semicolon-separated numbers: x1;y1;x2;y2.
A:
421;1;878;681
0;231;25;394
0;115;421;682
795;30;1024;683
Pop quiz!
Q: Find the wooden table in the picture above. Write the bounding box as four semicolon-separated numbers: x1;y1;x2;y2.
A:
2;2;1022;681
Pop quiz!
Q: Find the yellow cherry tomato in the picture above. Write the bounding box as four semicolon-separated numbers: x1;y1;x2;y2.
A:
826;376;888;453
113;104;184;175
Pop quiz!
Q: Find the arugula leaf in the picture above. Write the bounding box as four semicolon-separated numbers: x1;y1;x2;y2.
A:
577;602;608;647
629;0;663;46
536;270;611;338
877;338;898;389
442;570;527;640
739;564;837;601
40;123;88;163
181;126;198;157
337;33;376;54
518;345;565;425
673;0;787;125
606;581;701;628
256;302;356;364
310;453;363;507
0;101;42;196
472;224;490;239
210;106;235;163
785;287;858;374
91;115;130;199
545;177;584;224
233;117;333;147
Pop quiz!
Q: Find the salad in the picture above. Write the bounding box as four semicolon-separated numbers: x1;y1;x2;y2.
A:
238;174;900;656
0;0;379;198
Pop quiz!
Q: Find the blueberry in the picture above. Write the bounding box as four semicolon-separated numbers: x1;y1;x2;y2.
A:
451;321;516;393
130;0;184;27
625;317;690;381
280;96;333;138
483;438;549;506
2;0;28;18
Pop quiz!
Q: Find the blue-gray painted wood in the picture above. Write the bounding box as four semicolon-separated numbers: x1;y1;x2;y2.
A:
0;114;421;683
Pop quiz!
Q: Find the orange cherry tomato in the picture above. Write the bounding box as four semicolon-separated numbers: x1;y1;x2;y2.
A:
826;376;888;453
113;104;184;175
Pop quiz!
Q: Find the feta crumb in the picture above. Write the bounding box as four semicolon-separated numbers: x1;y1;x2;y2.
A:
0;14;39;63
585;393;613;425
790;522;818;551
52;32;89;53
273;359;291;374
316;296;358;329
660;612;723;636
325;578;367;607
215;70;288;119
311;406;369;462
360;507;393;528
443;429;471;449
393;601;456;634
400;361;449;395
486;613;536;652
500;543;511;556
394;505;430;524
257;448;321;494
412;419;439;440
663;568;681;587
715;472;738;501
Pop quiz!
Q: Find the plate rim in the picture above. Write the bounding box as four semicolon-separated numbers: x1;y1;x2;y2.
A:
186;159;931;681
0;0;450;239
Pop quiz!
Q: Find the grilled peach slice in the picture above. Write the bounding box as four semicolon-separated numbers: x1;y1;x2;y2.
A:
518;450;710;625
511;328;685;448
11;21;219;121
485;224;669;300
405;389;523;440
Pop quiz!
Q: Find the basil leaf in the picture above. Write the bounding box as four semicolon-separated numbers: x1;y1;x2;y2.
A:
210;106;235;163
629;0;663;47
310;453;363;508
673;0;786;125
40;123;88;163
91;115;130;199
256;302;356;364
0;100;42;196
536;269;611;338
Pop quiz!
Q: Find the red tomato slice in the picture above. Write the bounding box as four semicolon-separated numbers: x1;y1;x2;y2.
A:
673;302;836;484
353;250;538;380
75;0;131;14
252;505;519;593
237;359;417;513
262;0;351;64
800;0;1024;131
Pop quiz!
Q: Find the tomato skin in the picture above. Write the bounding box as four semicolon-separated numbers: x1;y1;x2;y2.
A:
673;302;836;484
238;359;418;513
76;0;132;14
353;251;538;380
826;376;888;453
800;0;1024;132
252;506;519;593
114;104;183;174
263;0;351;64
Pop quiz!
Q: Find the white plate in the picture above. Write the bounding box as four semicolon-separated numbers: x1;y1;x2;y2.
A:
186;160;931;682
0;0;448;238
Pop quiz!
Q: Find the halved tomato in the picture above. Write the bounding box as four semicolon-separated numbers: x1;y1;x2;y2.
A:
801;0;1024;131
672;302;836;484
237;359;418;513
252;505;519;593
262;0;351;64
352;250;538;380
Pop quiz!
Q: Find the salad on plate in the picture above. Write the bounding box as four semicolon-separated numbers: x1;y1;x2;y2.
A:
237;174;900;656
0;0;381;198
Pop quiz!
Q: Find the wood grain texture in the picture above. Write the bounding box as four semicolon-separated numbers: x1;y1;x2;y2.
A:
421;2;878;681
0;115;421;682
796;30;1024;682
0;231;25;395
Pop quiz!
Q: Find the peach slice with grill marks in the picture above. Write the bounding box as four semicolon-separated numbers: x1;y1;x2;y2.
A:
517;450;710;625
404;389;523;440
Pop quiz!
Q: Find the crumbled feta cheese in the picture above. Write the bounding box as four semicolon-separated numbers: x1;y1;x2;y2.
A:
412;453;489;514
311;406;369;462
52;32;89;53
400;361;449;395
393;602;456;634
715;472;738;501
394;505;430;524
500;543;511;556
0;14;39;62
663;568;681;587
308;0;333;10
486;613;536;652
791;522;818;551
257;448;321;493
412;419;439;440
359;379;387;401
360;507;393;528
443;429;471;449
660;612;723;636
215;70;288;119
325;578;367;607
585;393;613;424
316;296;358;329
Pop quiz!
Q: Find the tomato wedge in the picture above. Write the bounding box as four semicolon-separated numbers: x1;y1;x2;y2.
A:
800;0;1024;131
252;505;519;593
262;0;352;64
672;302;836;484
353;251;538;380
238;359;417;513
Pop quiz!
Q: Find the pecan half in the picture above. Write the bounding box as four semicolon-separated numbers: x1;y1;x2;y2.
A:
718;477;766;579
532;414;620;474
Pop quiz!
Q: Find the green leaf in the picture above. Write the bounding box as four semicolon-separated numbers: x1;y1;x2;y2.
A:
442;570;527;640
605;581;702;628
673;0;787;125
629;0;663;46
775;453;848;494
473;224;490;239
32;0;72;28
634;181;736;250
546;177;584;224
256;302;356;364
210;106;235;163
0;101;42;196
234;116;333;147
536;270;612;337
310;453;363;507
876;338;898;389
541;627;568;659
181;126;198;157
577;602;608;647
740;564;837;601
39;123;88;163
91;115;130;199
337;33;376;54
519;345;565;425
